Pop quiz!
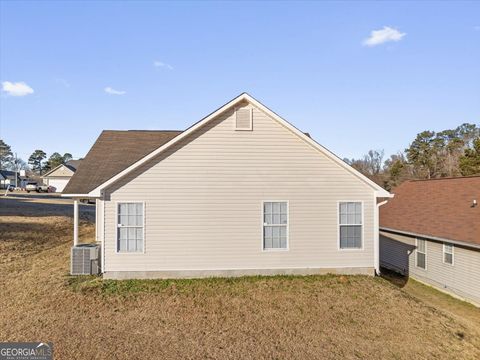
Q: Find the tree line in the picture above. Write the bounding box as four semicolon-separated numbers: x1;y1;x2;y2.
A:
3;122;479;187
0;139;74;175
345;123;480;190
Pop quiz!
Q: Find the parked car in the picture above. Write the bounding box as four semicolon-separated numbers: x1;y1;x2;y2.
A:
25;182;37;193
7;184;15;192
25;183;49;193
37;184;49;192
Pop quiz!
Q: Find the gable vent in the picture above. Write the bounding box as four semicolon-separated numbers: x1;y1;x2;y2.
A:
235;108;252;131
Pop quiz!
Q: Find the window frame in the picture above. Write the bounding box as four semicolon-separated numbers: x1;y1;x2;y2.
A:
115;201;145;254
443;242;454;266
234;107;253;131
337;200;364;251
261;200;289;252
415;238;427;270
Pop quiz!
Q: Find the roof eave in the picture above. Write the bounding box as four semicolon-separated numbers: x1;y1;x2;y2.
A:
380;227;480;250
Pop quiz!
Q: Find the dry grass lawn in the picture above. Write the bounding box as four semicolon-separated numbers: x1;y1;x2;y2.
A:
1;196;480;359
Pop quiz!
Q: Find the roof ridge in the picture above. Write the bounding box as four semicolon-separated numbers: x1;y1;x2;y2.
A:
409;175;480;182
101;129;183;133
127;130;183;132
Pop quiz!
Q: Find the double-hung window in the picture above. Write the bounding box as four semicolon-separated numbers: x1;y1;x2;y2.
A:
443;243;454;265
117;202;144;253
416;239;426;269
263;202;288;250
339;202;362;249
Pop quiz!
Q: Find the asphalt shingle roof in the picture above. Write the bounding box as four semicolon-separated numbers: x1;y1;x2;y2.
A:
380;177;480;246
63;130;182;194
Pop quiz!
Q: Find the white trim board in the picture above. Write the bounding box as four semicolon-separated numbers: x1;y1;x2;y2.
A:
80;93;391;198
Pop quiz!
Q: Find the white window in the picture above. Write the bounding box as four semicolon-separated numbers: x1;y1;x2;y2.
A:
235;108;253;130
263;201;288;250
416;239;426;269
443;243;454;265
117;202;144;253
339;202;362;249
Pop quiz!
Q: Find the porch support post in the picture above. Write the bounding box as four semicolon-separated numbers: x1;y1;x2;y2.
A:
73;199;79;246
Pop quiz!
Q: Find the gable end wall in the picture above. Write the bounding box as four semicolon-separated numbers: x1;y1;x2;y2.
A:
102;103;377;274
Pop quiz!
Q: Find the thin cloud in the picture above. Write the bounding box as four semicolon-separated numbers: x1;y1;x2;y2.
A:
153;60;173;70
55;78;70;88
363;26;406;47
104;86;126;95
474;26;480;31
1;81;34;96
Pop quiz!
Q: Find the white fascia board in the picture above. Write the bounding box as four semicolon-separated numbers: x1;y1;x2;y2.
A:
87;92;391;197
375;190;394;198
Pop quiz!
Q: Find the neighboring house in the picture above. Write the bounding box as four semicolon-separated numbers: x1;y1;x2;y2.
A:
43;160;81;192
63;93;391;279
0;170;21;189
18;176;29;189
380;177;480;306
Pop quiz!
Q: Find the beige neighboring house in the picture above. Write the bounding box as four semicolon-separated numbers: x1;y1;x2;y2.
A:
43;160;81;192
380;177;480;306
63;93;391;279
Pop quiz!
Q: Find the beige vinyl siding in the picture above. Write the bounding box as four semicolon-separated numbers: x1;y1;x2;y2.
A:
380;233;414;274
380;231;480;306
44;177;71;192
96;199;105;243
102;102;376;274
45;165;74;177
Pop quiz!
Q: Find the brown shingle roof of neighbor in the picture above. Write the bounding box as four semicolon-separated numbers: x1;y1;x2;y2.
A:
63;130;182;195
380;176;480;247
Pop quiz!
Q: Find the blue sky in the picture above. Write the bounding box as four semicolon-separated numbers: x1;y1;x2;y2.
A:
1;1;479;163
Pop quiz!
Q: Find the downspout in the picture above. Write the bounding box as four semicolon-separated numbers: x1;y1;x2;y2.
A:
102;195;105;274
374;196;390;275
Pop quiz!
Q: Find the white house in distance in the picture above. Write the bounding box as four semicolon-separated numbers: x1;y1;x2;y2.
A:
0;170;21;189
43;160;81;192
63;93;391;279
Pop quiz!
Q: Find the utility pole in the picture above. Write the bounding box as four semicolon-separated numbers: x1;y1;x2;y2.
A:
15;153;18;188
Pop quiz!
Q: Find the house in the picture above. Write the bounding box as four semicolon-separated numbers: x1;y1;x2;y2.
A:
43;160;81;192
0;170;21;189
63;93;391;279
380;177;480;306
